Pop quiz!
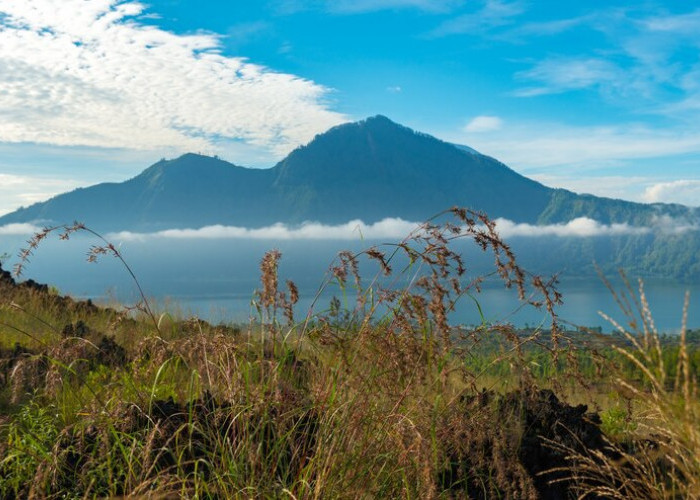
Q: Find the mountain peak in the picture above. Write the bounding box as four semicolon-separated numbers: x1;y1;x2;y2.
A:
178;152;213;161
328;114;415;136
168;152;229;166
140;152;233;176
267;113;553;223
362;114;396;125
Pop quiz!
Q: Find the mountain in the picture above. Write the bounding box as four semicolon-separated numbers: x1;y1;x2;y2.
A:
1;154;276;231
270;115;551;224
0;116;548;230
3;115;695;233
3;115;700;279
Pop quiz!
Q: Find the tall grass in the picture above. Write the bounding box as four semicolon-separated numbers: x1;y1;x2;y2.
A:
549;275;700;499
0;208;697;498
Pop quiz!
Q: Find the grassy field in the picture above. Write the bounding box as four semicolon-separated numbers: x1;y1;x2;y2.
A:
0;208;698;499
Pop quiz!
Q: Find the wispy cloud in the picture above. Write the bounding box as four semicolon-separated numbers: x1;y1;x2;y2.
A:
429;0;524;37
643;9;700;35
0;173;83;215
464;116;503;133
508;15;592;38
514;58;621;97
452;118;700;205
273;0;463;15
642;180;700;206
528;174;651;201
329;0;461;14
511;6;700;111
649;214;700;234
458;121;700;169
0;0;347;155
274;0;460;15
226;21;273;47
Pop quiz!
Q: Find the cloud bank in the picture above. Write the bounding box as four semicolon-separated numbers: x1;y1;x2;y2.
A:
493;217;651;238
642;180;700;206
82;216;700;242
108;219;421;242
2;216;696;241
0;223;43;236
0;0;346;155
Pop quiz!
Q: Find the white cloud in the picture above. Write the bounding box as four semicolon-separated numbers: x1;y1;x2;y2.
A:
642;180;700;206
454;117;700;205
107;218;421;241
102;216;698;243
650;214;699;234
0;0;347;155
387;86;402;93
494;217;652;238
0;173;83;215
528;174;651;201
464;115;503;133
0;223;43;235
453;120;700;170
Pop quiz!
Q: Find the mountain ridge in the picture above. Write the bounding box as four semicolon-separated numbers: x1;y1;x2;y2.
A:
3;115;700;280
0;115;697;233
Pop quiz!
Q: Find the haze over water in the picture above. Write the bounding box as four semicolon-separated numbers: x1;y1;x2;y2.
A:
3;234;697;334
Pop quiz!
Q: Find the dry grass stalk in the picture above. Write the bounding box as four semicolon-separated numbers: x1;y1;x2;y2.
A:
14;221;161;334
556;278;700;499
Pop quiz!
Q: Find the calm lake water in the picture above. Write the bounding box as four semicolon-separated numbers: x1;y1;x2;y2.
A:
1;234;698;333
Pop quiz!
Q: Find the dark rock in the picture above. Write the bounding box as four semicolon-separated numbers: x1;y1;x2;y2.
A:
22;279;49;293
62;320;90;338
95;335;127;367
0;342;35;388
0;264;14;285
440;388;611;499
502;389;606;499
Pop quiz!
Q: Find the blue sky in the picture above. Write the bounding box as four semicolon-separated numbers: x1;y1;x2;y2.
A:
1;0;700;215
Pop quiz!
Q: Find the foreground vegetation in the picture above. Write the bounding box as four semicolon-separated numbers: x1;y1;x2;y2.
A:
0;209;698;499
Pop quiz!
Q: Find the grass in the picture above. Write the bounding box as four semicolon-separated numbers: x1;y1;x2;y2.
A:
0;207;697;499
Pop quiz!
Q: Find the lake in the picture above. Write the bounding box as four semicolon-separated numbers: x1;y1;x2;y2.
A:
1;234;698;333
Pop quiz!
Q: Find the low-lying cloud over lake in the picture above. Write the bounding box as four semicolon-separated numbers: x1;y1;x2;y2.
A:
0;223;43;235
107;219;420;241
106;217;696;240
494;217;652;238
1;216;697;241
